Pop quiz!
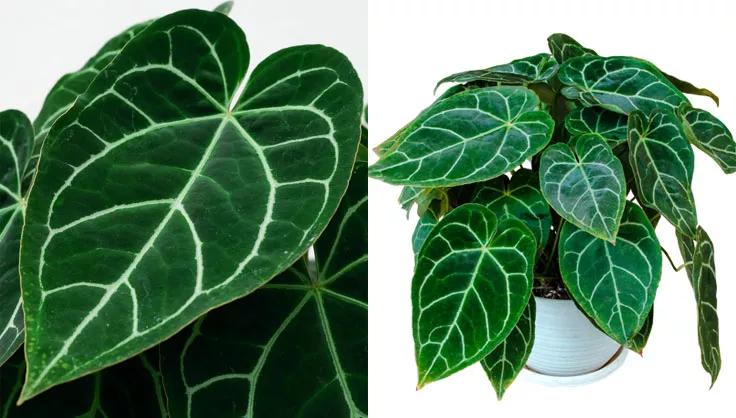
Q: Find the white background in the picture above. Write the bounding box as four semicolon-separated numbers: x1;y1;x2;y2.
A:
369;0;736;417
0;0;367;117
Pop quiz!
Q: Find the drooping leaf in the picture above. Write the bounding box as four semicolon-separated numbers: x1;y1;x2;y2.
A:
662;71;719;106
679;106;736;174
0;110;33;367
369;86;554;187
159;160;367;418
540;134;626;242
413;204;535;387
435;53;558;91
412;210;438;257
19;9;363;401
399;186;449;218
627;309;653;355
628;110;697;237
547;33;596;63
677;227;721;386
471;168;551;249
564;106;628;146
0;350;168;417
480;297;535;400
559;202;661;344
558;56;689;115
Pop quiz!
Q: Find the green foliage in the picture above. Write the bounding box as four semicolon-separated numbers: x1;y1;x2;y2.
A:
369;32;731;396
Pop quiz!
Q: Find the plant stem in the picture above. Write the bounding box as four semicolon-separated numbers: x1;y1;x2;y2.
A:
543;217;563;274
661;246;686;272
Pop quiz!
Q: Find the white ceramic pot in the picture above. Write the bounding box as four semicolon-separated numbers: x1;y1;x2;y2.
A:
526;296;623;377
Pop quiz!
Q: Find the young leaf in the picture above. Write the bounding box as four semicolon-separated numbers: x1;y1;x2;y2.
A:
435;53;558;91
159;160;367;418
662;71;719;106
565;106;628;146
558;56;689;115
628;110;698;237
481;297;535;400
627;309;653;355
679;106;736;174
559;202;661;344
471;168;552;249
413;204;535;387
547;33;596;63
19;9;363;401
213;1;234;15
412;210;438;257
369;86;554;187
677;227;721;386
540;134;626;242
0;110;33;367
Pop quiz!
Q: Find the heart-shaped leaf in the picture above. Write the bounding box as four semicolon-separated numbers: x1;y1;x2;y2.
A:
559;56;689;115
565;106;628;146
436;53;558;91
627;309;653;355
677;227;721;386
547;33;596;63
471;168;551;249
413;204;535;387
19;9;363;401
159;160;367;418
559;202;661;344
628;109;698;237
412;210;438;257
679;106;736;174
481;297;535;400
540;134;626;242
0;110;33;367
369;86;554;187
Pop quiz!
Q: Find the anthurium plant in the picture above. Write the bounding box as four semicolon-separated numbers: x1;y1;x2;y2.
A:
369;33;729;398
0;3;367;417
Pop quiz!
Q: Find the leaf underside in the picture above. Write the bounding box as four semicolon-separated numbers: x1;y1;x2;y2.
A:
436;53;558;91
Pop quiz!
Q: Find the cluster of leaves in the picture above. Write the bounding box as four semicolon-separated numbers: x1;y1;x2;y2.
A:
369;33;730;398
0;3;367;417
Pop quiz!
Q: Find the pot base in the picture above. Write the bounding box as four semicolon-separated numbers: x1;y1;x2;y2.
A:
523;346;627;387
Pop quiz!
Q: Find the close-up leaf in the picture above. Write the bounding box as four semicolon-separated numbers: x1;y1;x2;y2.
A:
540;133;626;242
19;9;363;401
546;33;596;63
369;86;554;187
471;168;551;249
480;297;535;400
435;53;558;91
413;204;535;387
628;109;697;237
559;202;661;344
564;106;628;146
679;106;736;174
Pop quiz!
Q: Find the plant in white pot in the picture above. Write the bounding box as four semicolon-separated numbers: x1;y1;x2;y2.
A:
368;33;730;398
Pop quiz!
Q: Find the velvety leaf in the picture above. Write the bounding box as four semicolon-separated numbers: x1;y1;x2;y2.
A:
677;227;721;386
628;110;697;237
627;309;653;355
663;71;719;106
480;297;535;400
540;134;626;242
413;204;535;387
565;106;628;146
471;168;551;249
369;86;554;187
558;56;689;115
19;10;363;401
159;160;367;418
559;202;661;344
0;110;33;367
679;106;736;174
436;53;558;90
547;33;596;63
412;210;438;257
399;186;449;218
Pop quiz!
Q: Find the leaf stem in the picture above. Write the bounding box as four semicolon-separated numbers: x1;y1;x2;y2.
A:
661;246;686;272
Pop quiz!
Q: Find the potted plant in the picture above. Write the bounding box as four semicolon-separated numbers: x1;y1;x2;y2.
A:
369;33;729;398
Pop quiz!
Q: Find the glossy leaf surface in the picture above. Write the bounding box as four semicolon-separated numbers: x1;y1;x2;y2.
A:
540;134;626;242
20;10;363;401
369;87;554;187
559;202;661;344
565;106;628;146
413;204;535;387
436;53;558;90
628;110;697;237
481;297;535;400
680;106;736;174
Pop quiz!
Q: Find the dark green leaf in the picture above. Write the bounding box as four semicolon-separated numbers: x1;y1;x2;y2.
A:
481;297;535;400
471;168;551;249
399;186;448;218
412;210;438;257
679;106;736;174
628;110;697;237
559;202;661;344
413;204;535;387
558;56;689;115
20;9;363;401
627;309;653;355
540;134;626;242
663;71;719;105
547;33;596;63
369;86;554;187
436;53;558;91
565;106;628;146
